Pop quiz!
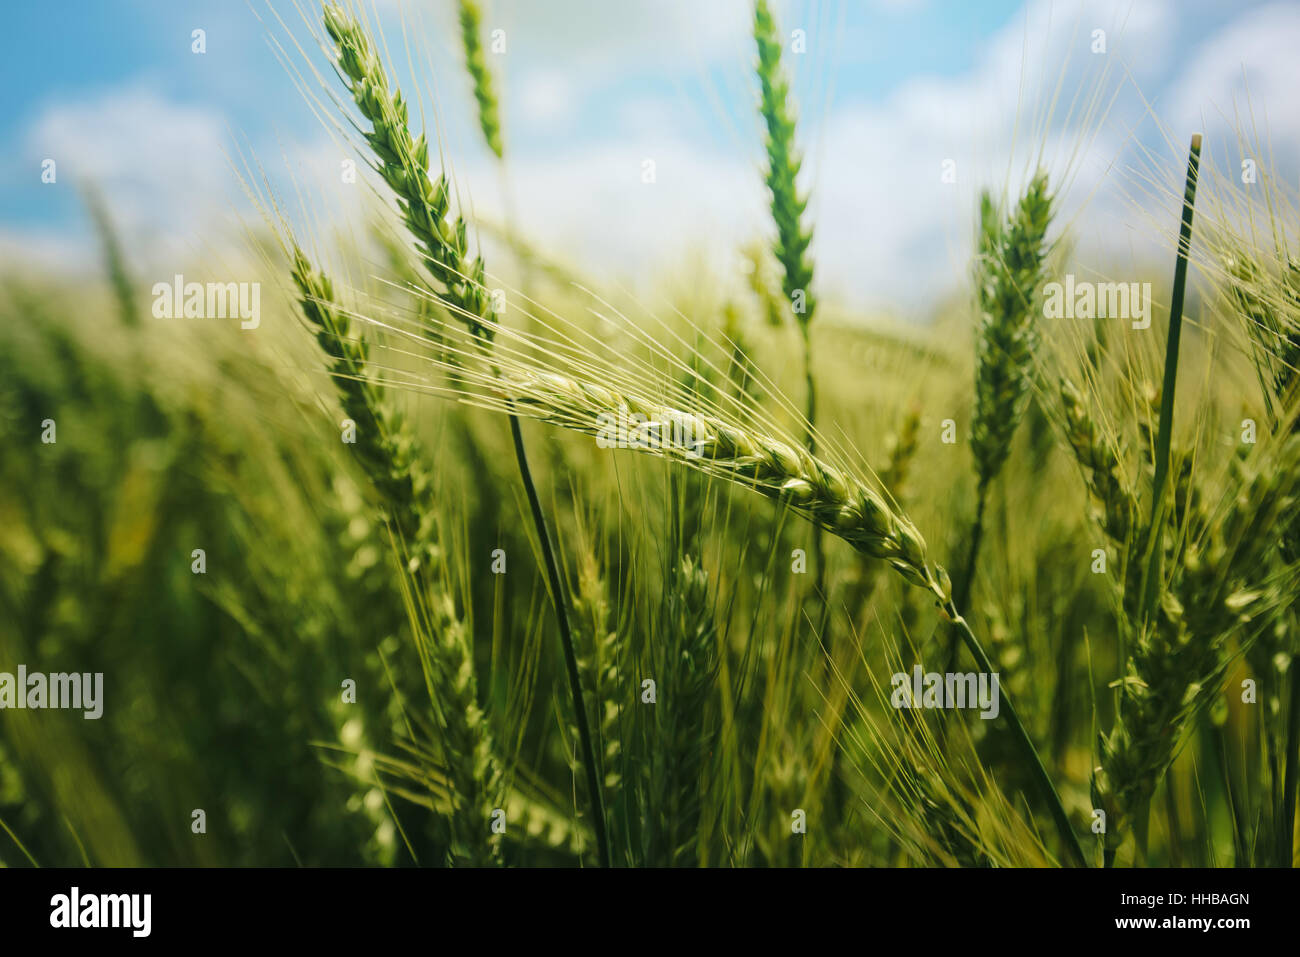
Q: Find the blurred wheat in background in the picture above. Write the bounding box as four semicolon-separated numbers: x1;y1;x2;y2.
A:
2;0;1300;869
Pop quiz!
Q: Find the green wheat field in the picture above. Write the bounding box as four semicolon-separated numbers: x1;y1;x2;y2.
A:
2;0;1299;869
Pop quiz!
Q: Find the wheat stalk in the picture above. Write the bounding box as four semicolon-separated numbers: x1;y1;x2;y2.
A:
322;2;612;866
83;186;139;327
312;0;1084;866
569;528;623;804
289;244;504;866
753;0;825;600
508;366;938;588
331;302;1082;858
1221;239;1300;863
1226;252;1300;428
753;0;817;383
1059;377;1138;548
880;405;922;499
487;355;1084;861
646;552;717;865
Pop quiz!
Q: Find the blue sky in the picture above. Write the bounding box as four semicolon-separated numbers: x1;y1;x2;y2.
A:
2;0;1297;314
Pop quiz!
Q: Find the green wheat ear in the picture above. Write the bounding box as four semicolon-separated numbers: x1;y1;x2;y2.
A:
457;0;503;159
322;2;493;339
970;170;1053;492
753;0;818;446
753;0;824;593
1059;377;1137;547
288;243;504;866
754;0;815;326
947;173;1053;641
83;186;139;327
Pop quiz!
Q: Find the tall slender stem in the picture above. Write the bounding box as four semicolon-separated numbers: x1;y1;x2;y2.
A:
946;603;1087;867
1139;134;1202;618
1164;776;1184;866
509;415;611;867
1133;796;1151;867
944;486;988;675
1130;135;1201;857
1281;657;1300;865
801;323;828;627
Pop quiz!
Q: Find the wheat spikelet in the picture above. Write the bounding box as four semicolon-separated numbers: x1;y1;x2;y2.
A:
742;241;786;329
83;186;139;327
1226;253;1300;421
753;0;819;456
647;552;717;865
570;531;622;801
323;2;614;864
880;405;922;500
1059;377;1137;546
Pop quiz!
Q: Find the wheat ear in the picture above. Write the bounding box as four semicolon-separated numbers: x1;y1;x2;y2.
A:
753;0;817;427
753;0;825;600
323;3;492;339
1094;434;1300;861
456;0;503;159
1059;378;1138;547
477;358;1083;862
946;175;1052;672
970;173;1053;492
290;245;503;866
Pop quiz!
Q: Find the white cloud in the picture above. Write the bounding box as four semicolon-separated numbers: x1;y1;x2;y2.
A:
24;85;238;267
475;0;1193;314
802;0;1178;311
1167;2;1300;156
9;0;1298;322
489;0;751;74
516;68;578;130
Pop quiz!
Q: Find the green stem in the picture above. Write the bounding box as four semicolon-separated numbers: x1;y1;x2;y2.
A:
1164;776;1183;866
1281;658;1300;865
1133;796;1151;867
946;603;1087;867
1139;134;1201;619
800;322;817;453
1213;723;1249;866
1125;134;1201;867
509;415;611;867
492;139;609;866
800;322;827;609
945;486;988;675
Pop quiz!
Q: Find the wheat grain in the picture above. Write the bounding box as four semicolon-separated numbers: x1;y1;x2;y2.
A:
427;352;944;594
